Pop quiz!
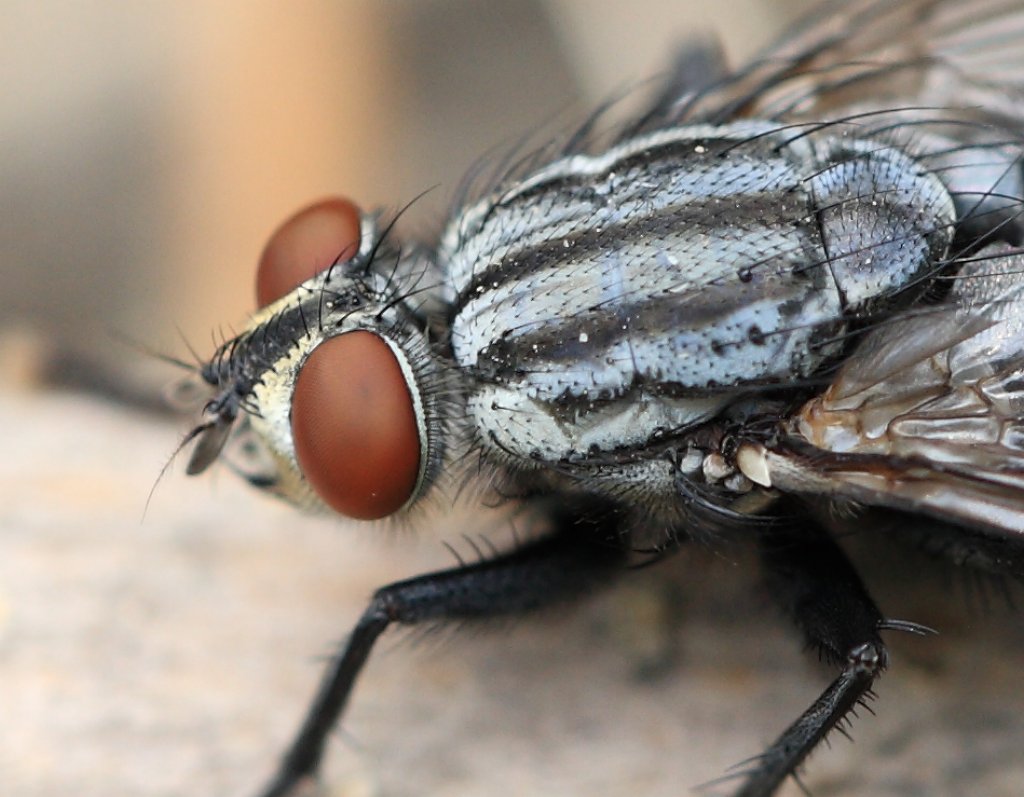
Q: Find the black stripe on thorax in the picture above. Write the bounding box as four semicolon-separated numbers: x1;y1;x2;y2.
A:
453;188;809;313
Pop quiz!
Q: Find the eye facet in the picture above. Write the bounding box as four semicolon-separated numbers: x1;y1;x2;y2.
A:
256;196;362;307
291;331;421;520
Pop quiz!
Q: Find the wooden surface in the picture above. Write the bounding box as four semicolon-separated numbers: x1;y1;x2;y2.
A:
3;383;1024;797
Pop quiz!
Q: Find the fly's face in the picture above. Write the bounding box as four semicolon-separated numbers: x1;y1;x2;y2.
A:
187;204;454;520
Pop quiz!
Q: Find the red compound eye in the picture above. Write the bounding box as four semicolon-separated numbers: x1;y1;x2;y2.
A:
256;196;362;307
291;331;421;520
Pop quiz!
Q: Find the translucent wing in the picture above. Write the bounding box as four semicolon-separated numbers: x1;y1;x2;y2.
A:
637;0;1024;130
742;244;1024;534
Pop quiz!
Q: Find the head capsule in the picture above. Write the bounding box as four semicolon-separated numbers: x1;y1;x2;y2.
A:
188;202;452;521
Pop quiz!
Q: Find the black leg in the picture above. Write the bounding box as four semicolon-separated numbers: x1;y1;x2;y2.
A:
734;519;922;797
256;498;628;797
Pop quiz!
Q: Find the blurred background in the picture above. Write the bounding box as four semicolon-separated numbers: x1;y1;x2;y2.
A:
13;4;1024;797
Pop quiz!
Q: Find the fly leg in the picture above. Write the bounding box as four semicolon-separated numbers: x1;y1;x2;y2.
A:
734;519;920;797
256;497;628;797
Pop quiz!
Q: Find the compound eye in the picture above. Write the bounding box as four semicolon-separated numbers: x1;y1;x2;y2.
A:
256;196;362;307
291;331;421;520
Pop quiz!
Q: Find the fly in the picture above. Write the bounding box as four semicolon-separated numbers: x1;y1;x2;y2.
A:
181;1;1024;795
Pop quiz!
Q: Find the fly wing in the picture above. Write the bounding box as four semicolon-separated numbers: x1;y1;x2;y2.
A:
744;244;1024;534
636;0;1024;129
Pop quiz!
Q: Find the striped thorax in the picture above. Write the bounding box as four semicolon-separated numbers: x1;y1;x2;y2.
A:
438;121;953;518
